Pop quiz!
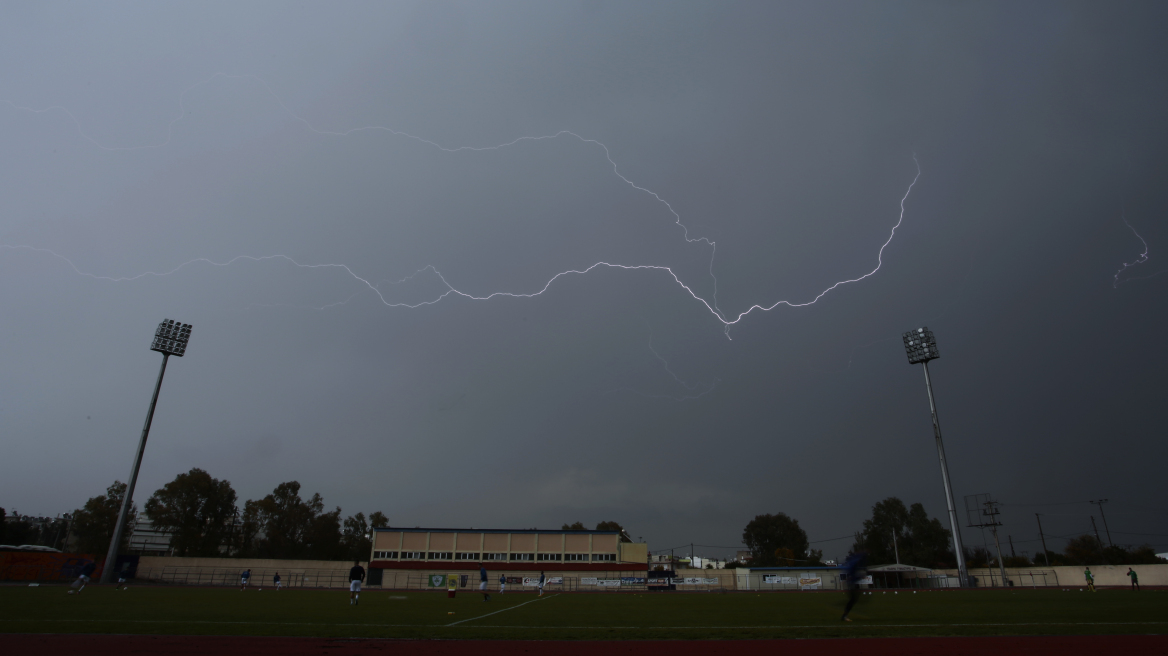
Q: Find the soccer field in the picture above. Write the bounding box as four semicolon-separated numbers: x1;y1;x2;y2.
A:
3;585;1167;640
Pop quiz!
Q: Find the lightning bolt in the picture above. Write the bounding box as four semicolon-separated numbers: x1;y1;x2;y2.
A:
605;335;721;401
1113;217;1150;287
2;74;921;338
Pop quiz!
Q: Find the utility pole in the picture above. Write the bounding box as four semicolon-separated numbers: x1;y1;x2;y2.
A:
1035;514;1051;567
892;530;901;565
985;502;1007;586
965;494;1006;586
1090;500;1112;547
1090;516;1105;562
1008;535;1016;559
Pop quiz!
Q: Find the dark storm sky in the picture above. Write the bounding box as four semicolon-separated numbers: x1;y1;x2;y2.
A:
2;1;1166;561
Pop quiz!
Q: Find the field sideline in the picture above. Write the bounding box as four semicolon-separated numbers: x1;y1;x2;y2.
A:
3;584;1168;641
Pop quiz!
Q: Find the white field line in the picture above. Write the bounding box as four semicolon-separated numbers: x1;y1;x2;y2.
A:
3;618;1167;630
445;593;557;626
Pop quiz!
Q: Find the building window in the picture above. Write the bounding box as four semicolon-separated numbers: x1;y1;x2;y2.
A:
483;553;507;561
454;552;481;560
564;553;589;562
400;551;424;560
537;553;562;561
428;552;453;560
592;553;616;562
373;551;398;560
509;553;535;561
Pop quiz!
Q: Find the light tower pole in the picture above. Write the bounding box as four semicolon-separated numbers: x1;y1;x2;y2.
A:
100;319;192;584
902;326;968;587
1089;500;1112;547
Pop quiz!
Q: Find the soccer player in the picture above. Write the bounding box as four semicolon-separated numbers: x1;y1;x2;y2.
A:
1128;568;1139;591
479;564;491;601
67;560;97;595
114;577;127;590
840;551;867;622
538;571;546;596
1085;567;1095;592
349;561;365;605
499;574;506;594
240;568;251;591
274;572;282;590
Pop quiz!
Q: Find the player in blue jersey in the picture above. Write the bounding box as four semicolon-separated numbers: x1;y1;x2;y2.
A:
499;573;506;594
240;568;251;591
479;564;491;601
840;551;867;622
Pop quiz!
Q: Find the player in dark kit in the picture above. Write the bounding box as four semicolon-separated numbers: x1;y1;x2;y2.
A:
240;569;251;591
840;551;867;622
349;561;365;605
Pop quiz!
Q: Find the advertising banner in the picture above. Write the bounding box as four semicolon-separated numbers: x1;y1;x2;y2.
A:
597;579;622;587
621;577;646;584
702;578;719;584
581;577;598;585
763;575;779;583
799;577;822;590
428;574;445;587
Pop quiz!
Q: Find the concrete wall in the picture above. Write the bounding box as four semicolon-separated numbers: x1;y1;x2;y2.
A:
926;564;1168;587
138;556;361;571
619;542;647;564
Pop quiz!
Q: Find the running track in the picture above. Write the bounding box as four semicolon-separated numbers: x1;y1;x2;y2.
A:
7;635;1168;655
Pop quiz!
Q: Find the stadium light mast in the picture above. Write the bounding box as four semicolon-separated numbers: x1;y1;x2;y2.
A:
902;326;968;587
100;319;192;584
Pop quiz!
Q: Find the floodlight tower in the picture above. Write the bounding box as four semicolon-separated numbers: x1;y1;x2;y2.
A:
100;319;192;584
902;326;968;586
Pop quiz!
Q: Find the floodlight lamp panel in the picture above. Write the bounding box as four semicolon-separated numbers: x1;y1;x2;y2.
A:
149;318;193;357
902;326;939;364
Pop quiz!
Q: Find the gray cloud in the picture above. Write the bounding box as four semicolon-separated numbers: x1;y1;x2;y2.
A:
2;1;1166;561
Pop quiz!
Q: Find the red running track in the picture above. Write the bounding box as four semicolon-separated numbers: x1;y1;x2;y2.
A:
5;635;1168;655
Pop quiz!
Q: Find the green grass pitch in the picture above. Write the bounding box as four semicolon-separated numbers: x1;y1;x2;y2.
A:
2;585;1166;640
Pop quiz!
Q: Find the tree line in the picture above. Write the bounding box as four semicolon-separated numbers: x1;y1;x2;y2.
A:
20;469;387;560
732;497;1165;569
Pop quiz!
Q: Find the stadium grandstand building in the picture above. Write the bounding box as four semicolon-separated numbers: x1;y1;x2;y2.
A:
369;527;648;586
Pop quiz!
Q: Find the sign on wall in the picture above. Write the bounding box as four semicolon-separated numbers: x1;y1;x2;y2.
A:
799;577;822;590
428;574;445;587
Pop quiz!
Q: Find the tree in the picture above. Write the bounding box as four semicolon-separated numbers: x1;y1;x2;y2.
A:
853;497;953;568
306;505;344;560
369;512;389;529
596;521;632;542
144;468;238;557
561;522;586;530
342;512;370;561
742;513;809;567
1063;535;1103;565
237;481;344;559
71;481;136;554
0;507;5;543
